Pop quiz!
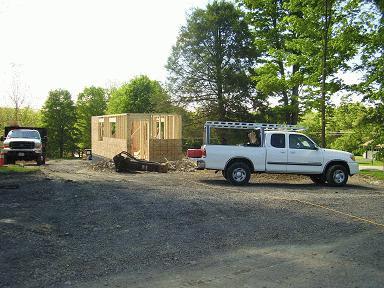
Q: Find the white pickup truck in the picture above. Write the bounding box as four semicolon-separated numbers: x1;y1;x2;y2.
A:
189;121;359;186
1;127;47;165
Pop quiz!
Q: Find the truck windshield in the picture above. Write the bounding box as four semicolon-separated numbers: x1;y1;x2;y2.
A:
7;130;41;139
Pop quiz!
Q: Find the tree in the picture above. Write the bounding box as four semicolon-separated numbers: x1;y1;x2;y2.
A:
0;107;41;135
167;1;259;122
350;1;384;155
41;89;77;158
76;87;107;149
107;75;172;114
242;0;303;124
8;63;27;122
243;0;368;143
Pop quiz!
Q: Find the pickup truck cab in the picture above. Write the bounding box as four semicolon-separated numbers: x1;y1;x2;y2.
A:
1;128;46;165
190;121;359;186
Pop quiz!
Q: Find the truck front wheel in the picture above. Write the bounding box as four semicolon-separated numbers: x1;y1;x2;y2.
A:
326;165;348;186
5;156;15;165
227;162;251;186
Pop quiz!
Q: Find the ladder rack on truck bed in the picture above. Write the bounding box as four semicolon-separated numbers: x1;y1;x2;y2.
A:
204;121;305;145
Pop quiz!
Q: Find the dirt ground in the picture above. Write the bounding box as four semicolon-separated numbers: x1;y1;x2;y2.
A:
1;159;384;288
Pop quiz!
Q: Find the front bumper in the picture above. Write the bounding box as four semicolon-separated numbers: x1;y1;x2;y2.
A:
349;162;359;175
4;149;41;161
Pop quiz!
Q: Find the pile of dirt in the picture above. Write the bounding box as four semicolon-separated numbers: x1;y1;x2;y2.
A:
166;158;197;172
89;159;115;172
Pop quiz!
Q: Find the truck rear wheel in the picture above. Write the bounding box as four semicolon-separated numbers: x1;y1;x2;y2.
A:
326;165;348;186
227;162;251;186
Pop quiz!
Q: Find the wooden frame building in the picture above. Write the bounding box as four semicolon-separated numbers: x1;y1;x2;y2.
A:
91;113;182;162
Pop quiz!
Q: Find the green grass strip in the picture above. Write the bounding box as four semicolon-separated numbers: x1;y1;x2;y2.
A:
0;165;39;175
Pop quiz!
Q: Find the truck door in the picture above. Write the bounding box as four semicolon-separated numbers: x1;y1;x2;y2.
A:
287;134;323;173
266;133;287;172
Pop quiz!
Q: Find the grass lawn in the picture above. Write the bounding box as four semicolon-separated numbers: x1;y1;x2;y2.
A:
0;165;39;175
360;170;384;181
355;156;384;167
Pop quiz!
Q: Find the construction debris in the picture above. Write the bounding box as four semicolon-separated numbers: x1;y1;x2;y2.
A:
166;158;197;172
89;159;115;172
113;151;168;173
89;154;197;173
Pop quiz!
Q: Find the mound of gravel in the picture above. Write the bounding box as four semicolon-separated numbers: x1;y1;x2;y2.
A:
89;159;115;172
166;158;197;172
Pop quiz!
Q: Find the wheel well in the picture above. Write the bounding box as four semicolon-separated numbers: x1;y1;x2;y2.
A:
225;157;254;172
324;161;350;175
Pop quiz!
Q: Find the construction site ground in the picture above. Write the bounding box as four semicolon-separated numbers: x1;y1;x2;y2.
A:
1;159;384;288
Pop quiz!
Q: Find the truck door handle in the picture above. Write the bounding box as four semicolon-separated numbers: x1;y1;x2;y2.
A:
280;151;285;154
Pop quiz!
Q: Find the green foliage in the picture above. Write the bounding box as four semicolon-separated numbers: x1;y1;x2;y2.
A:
167;0;261;122
0;165;39;174
243;0;302;124
356;5;384;158
76;86;107;149
360;170;384;181
41;89;77;158
0;107;41;136
355;156;383;166
107;75;172;114
299;102;373;154
243;0;370;127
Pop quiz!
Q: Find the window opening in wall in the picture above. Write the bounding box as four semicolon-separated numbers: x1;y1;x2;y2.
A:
98;122;104;141
111;122;116;137
98;118;104;141
109;117;117;138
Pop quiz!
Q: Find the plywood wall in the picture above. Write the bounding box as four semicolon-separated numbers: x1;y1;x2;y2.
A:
92;113;182;161
91;115;129;159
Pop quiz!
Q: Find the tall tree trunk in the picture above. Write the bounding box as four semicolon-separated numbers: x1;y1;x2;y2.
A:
291;64;300;125
59;125;64;158
321;0;332;148
278;61;291;124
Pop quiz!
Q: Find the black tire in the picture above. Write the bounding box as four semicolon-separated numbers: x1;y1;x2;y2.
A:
36;155;44;166
326;165;348;186
222;170;228;180
5;156;15;165
309;175;326;185
227;162;251;186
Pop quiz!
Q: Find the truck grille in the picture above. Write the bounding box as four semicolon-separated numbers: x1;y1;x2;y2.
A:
10;141;35;149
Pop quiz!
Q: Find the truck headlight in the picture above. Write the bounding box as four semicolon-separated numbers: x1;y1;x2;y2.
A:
35;143;42;148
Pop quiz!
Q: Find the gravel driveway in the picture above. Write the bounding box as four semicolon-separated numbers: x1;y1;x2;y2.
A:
1;159;383;288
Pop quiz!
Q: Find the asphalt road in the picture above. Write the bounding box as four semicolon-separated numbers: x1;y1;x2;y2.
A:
0;160;383;288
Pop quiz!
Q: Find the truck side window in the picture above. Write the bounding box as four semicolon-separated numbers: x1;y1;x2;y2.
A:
271;134;285;148
289;134;315;149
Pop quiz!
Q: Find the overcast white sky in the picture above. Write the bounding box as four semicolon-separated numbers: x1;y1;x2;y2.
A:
0;0;209;109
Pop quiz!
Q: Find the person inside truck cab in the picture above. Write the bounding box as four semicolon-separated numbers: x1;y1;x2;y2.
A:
246;131;260;146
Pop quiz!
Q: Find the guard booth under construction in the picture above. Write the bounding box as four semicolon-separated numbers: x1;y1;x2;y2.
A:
91;113;182;162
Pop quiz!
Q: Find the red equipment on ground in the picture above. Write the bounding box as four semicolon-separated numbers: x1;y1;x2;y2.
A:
0;147;5;166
